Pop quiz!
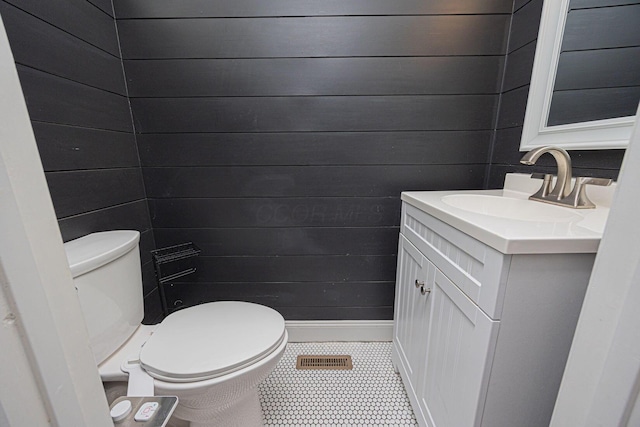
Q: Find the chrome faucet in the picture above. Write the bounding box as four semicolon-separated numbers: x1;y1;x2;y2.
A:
520;146;611;209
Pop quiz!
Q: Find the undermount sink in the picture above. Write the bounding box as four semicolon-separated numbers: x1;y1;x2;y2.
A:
441;194;582;222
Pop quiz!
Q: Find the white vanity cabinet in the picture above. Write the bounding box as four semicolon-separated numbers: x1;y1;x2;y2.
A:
393;202;597;427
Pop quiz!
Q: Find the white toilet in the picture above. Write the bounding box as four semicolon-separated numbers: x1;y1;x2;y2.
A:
64;230;287;427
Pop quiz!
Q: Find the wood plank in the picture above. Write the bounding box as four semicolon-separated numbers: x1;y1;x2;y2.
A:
502;40;536;92
570;0;640;10
154;227;399;256
57;200;152;241
496;86;529;129
514;0;532;11
192;255;398;282
18;66;133;132
131;95;497;133
117;15;509;59
142;165;485;198
562;4;640;51
554;47;640;91
46;168;146;218
137;131;491;167
142;288;163;324
139;230;156;266
87;0;114;17
508;0;543;54
2;0;119;56
0;2;126;94
147;197;402;228
164;282;395;309
124;56;504;97
114;0;513;18
548;87;640;126
33;122;138;172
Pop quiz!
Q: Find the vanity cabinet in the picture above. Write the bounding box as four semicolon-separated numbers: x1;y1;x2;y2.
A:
393;203;596;427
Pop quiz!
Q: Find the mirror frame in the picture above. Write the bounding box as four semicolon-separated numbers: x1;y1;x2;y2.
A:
520;0;635;151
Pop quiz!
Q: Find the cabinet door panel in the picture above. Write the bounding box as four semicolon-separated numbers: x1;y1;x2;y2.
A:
394;235;428;380
419;269;499;427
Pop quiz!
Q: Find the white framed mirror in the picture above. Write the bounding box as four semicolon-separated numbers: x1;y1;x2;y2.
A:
520;0;640;151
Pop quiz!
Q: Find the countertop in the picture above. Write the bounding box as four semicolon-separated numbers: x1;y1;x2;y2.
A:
401;174;614;254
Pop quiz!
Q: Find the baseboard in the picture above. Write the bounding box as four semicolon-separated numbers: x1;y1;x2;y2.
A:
285;320;393;342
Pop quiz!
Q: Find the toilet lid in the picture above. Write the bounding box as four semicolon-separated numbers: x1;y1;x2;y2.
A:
139;301;286;382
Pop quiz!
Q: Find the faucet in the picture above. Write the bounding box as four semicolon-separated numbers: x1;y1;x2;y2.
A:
520;146;573;200
520;146;611;209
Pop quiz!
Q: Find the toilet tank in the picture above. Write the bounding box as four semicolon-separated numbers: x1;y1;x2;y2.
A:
64;230;144;365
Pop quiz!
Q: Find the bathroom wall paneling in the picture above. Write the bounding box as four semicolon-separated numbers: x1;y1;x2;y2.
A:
131;96;498;134
487;0;626;185
119;0;512;320
2;0;119;55
154;227;399;257
163;282;395;320
125;57;505;98
116;16;509;59
113;0;513;18
148;197;402;229
137;132;492;167
0;0;161;322
143;165;486;198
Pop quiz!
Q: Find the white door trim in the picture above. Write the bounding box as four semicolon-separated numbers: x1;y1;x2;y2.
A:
551;104;640;426
0;16;111;426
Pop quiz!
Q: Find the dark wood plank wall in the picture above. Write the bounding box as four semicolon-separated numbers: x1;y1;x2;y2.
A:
114;0;512;319
0;0;162;323
549;1;640;125
488;0;626;188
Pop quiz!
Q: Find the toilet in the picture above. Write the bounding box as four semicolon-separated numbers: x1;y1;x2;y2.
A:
64;230;287;427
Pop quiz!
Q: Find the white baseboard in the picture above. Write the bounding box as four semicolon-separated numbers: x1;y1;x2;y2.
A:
285;320;393;342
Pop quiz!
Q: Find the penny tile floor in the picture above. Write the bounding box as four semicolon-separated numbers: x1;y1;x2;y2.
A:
258;342;418;427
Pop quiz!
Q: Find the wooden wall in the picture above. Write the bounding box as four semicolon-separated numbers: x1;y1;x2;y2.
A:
0;0;162;323
114;0;512;319
3;0;631;322
488;0;627;188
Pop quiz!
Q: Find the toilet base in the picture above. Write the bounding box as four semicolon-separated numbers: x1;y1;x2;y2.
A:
169;389;263;427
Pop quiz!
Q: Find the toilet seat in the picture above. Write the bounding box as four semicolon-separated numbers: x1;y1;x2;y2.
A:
139;301;286;383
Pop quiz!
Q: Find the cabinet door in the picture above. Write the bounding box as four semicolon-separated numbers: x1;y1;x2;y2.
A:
418;269;499;427
393;235;433;424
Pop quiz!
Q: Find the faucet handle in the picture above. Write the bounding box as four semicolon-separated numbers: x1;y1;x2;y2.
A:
575;177;612;187
530;173;554;199
562;176;612;209
531;173;554;180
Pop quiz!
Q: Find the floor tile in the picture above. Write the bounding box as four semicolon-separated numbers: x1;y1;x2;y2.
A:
258;342;418;427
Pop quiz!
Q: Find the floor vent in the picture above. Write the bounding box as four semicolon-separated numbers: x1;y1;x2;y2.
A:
296;355;353;370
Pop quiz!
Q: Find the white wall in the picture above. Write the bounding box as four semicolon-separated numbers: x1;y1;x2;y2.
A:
551;105;640;426
0;15;111;427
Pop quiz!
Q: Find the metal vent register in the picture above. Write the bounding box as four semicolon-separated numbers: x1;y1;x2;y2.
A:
296;355;353;370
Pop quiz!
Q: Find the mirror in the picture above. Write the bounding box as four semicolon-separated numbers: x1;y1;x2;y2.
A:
520;0;640;151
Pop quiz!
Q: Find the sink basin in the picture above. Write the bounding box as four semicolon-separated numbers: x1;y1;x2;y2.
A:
441;194;582;222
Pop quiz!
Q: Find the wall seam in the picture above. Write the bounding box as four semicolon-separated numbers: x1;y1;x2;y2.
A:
484;0;517;189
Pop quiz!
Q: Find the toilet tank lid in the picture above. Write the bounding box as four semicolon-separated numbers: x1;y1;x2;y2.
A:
64;230;140;278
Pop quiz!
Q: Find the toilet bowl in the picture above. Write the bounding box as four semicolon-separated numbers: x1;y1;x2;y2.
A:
64;230;287;427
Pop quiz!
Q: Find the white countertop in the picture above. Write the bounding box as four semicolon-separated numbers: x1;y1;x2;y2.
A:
401;174;614;254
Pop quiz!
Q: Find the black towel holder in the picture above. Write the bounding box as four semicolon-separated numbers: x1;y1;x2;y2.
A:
150;242;201;317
